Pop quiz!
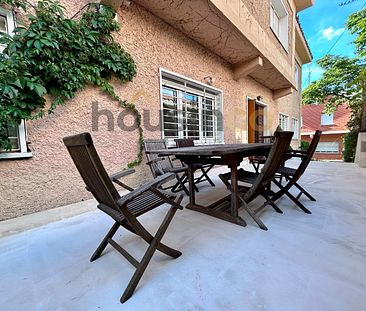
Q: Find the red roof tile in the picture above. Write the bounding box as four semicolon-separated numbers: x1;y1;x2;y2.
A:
301;103;351;133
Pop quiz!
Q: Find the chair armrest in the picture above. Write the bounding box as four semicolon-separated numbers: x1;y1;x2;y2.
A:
117;173;176;207
109;168;135;181
146;157;164;165
110;168;136;191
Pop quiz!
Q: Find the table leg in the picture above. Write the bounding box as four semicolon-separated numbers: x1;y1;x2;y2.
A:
230;164;239;218
187;164;195;205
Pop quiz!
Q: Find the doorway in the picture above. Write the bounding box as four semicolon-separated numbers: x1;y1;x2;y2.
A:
247;98;267;143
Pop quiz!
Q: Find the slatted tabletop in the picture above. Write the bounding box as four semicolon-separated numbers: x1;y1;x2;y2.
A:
149;143;272;157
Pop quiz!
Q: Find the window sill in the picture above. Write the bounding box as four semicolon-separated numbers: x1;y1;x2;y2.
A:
0;152;33;160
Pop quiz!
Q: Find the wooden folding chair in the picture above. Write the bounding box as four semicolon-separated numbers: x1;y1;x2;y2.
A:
219;131;293;230
63;133;183;303
249;135;275;173
144;139;198;195
174;138;215;187
271;130;322;213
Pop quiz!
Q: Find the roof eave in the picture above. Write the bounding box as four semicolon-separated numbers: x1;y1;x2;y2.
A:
295;19;312;64
294;0;314;12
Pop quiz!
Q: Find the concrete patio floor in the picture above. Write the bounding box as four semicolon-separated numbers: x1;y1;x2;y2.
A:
1;160;366;310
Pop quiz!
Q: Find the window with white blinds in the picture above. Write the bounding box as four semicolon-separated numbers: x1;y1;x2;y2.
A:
321;113;334;125
316;142;339;154
160;70;223;145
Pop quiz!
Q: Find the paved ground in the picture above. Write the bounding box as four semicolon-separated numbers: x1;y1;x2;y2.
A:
1;160;366;311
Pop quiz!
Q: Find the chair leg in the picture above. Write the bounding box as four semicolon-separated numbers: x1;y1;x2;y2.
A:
273;180;311;214
120;205;180;303
196;166;215;187
171;174;190;195
219;173;231;189
239;196;268;231
262;192;283;214
204;167;215;186
279;174;284;185
250;160;260;173
90;221;120;262
293;182;316;201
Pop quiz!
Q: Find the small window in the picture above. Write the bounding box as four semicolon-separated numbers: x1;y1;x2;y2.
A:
0;121;32;159
292;118;299;139
0;9;14;53
270;0;289;50
321;113;334;125
279;113;289;130
0;9;31;160
161;70;224;146
316;142;339;154
0;14;8;33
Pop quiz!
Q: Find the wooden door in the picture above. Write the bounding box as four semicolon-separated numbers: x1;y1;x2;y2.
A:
248;99;265;143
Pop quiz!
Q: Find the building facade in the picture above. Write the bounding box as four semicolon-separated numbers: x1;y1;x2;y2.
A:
0;0;313;220
301;103;351;161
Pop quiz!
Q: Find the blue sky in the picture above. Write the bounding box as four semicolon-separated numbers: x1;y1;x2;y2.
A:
298;0;365;89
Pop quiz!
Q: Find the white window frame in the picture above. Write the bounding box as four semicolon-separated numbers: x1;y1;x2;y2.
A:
270;0;289;52
279;113;289;131
0;121;32;159
159;68;224;146
292;117;299;140
0;8;14;53
316;142;339;154
321;113;334;125
0;9;32;159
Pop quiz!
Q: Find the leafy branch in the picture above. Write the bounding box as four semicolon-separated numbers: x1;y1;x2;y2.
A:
0;0;144;167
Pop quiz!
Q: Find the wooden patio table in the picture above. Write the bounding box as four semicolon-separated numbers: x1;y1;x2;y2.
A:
148;143;272;227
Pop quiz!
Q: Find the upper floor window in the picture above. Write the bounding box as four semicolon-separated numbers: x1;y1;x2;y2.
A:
0;9;31;159
321;113;334;125
270;0;289;51
160;70;224;146
279;113;289;130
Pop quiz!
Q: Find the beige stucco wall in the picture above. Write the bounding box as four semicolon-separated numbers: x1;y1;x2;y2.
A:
0;2;302;221
242;0;294;63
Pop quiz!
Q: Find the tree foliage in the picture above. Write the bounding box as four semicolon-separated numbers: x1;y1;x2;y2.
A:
302;7;366;134
302;55;365;130
347;7;366;58
0;0;144;167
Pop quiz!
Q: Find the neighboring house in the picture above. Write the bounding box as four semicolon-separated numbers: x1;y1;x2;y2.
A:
301;104;351;160
0;0;313;220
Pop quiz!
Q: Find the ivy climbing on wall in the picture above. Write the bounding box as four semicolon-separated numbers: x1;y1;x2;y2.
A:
0;0;144;167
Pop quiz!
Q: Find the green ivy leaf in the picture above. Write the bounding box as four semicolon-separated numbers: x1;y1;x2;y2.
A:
33;84;47;97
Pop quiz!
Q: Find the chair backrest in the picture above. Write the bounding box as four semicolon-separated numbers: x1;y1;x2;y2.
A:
246;131;293;199
295;130;322;178
175;138;195;148
63;133;120;210
144;139;173;177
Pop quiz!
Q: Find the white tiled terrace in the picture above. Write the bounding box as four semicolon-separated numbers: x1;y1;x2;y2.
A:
1;160;366;310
